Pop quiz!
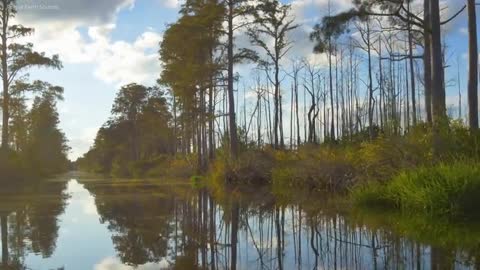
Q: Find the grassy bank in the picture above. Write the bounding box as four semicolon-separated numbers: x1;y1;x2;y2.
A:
353;162;480;218
208;123;480;219
77;153;196;179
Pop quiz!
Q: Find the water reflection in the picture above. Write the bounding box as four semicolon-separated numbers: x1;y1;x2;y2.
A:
82;178;480;270
0;178;68;269
0;175;479;269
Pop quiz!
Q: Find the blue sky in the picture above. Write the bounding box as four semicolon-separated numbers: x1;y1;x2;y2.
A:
13;0;475;160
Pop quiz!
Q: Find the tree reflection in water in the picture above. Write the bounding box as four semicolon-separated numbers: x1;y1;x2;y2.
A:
0;180;68;270
0;177;477;269
81;179;480;270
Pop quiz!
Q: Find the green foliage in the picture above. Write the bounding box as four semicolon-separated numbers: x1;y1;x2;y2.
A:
78;84;175;177
208;149;275;188
160;0;224;101
272;145;356;192
353;162;480;219
354;133;431;182
247;0;298;66
0;148;25;181
310;8;359;53
1;90;69;179
0;1;67;180
437;120;480;160
22;93;70;176
190;175;205;189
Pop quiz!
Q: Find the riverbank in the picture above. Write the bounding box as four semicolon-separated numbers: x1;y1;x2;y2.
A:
0;148;71;183
78;124;480;220
209;124;480;220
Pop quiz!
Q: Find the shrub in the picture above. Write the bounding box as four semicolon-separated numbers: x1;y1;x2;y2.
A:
111;157;131;178
164;156;195;178
354;133;431;183
209;149;275;186
272;145;356;192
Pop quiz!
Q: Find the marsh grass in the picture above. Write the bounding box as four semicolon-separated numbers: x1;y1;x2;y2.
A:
353;162;480;218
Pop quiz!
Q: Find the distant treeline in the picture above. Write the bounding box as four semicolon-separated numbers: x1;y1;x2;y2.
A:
76;84;178;178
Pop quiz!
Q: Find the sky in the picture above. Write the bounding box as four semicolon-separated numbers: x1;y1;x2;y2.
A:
12;0;473;160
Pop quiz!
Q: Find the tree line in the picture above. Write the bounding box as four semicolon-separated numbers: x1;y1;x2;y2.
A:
0;0;69;179
80;0;479;176
78;84;174;177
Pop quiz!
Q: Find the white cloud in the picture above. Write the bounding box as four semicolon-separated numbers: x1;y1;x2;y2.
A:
19;21;162;87
90;29;162;87
17;0;135;26
15;0;162;87
460;27;468;36
134;31;163;50
67;180;99;215
94;257;169;270
68;127;99;160
163;0;181;9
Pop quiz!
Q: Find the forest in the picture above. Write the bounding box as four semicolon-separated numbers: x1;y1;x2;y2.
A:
0;0;70;181
72;0;480;219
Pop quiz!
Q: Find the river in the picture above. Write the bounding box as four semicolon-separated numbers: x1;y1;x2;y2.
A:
0;172;478;269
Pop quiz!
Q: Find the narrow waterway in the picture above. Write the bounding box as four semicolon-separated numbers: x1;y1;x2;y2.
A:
0;173;478;269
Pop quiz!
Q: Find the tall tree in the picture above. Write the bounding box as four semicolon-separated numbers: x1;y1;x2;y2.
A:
429;0;447;153
247;0;298;148
224;0;253;158
24;86;69;176
424;0;433;124
0;0;62;151
467;0;478;130
310;2;352;140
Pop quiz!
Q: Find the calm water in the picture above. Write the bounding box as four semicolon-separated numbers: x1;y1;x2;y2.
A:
0;172;479;270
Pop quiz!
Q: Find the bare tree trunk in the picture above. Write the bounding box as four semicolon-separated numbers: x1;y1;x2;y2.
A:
227;0;238;159
335;49;340;138
279;92;285;148
295;73;301;145
209;196;216;270
304;85;307;142
290;84;294;148
366;21;374;138
1;215;8;267
209;84;215;160
458;58;462;120
1;3;9;150
230;202;239;270
329;41;335;140
257;89;262;147
424;0;433;125
274;57;283;148
468;0;478;130
378;39;384;129
408;0;417;126
405;51;410;131
430;0;447;153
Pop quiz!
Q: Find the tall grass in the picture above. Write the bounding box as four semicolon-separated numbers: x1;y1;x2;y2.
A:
353;162;480;218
